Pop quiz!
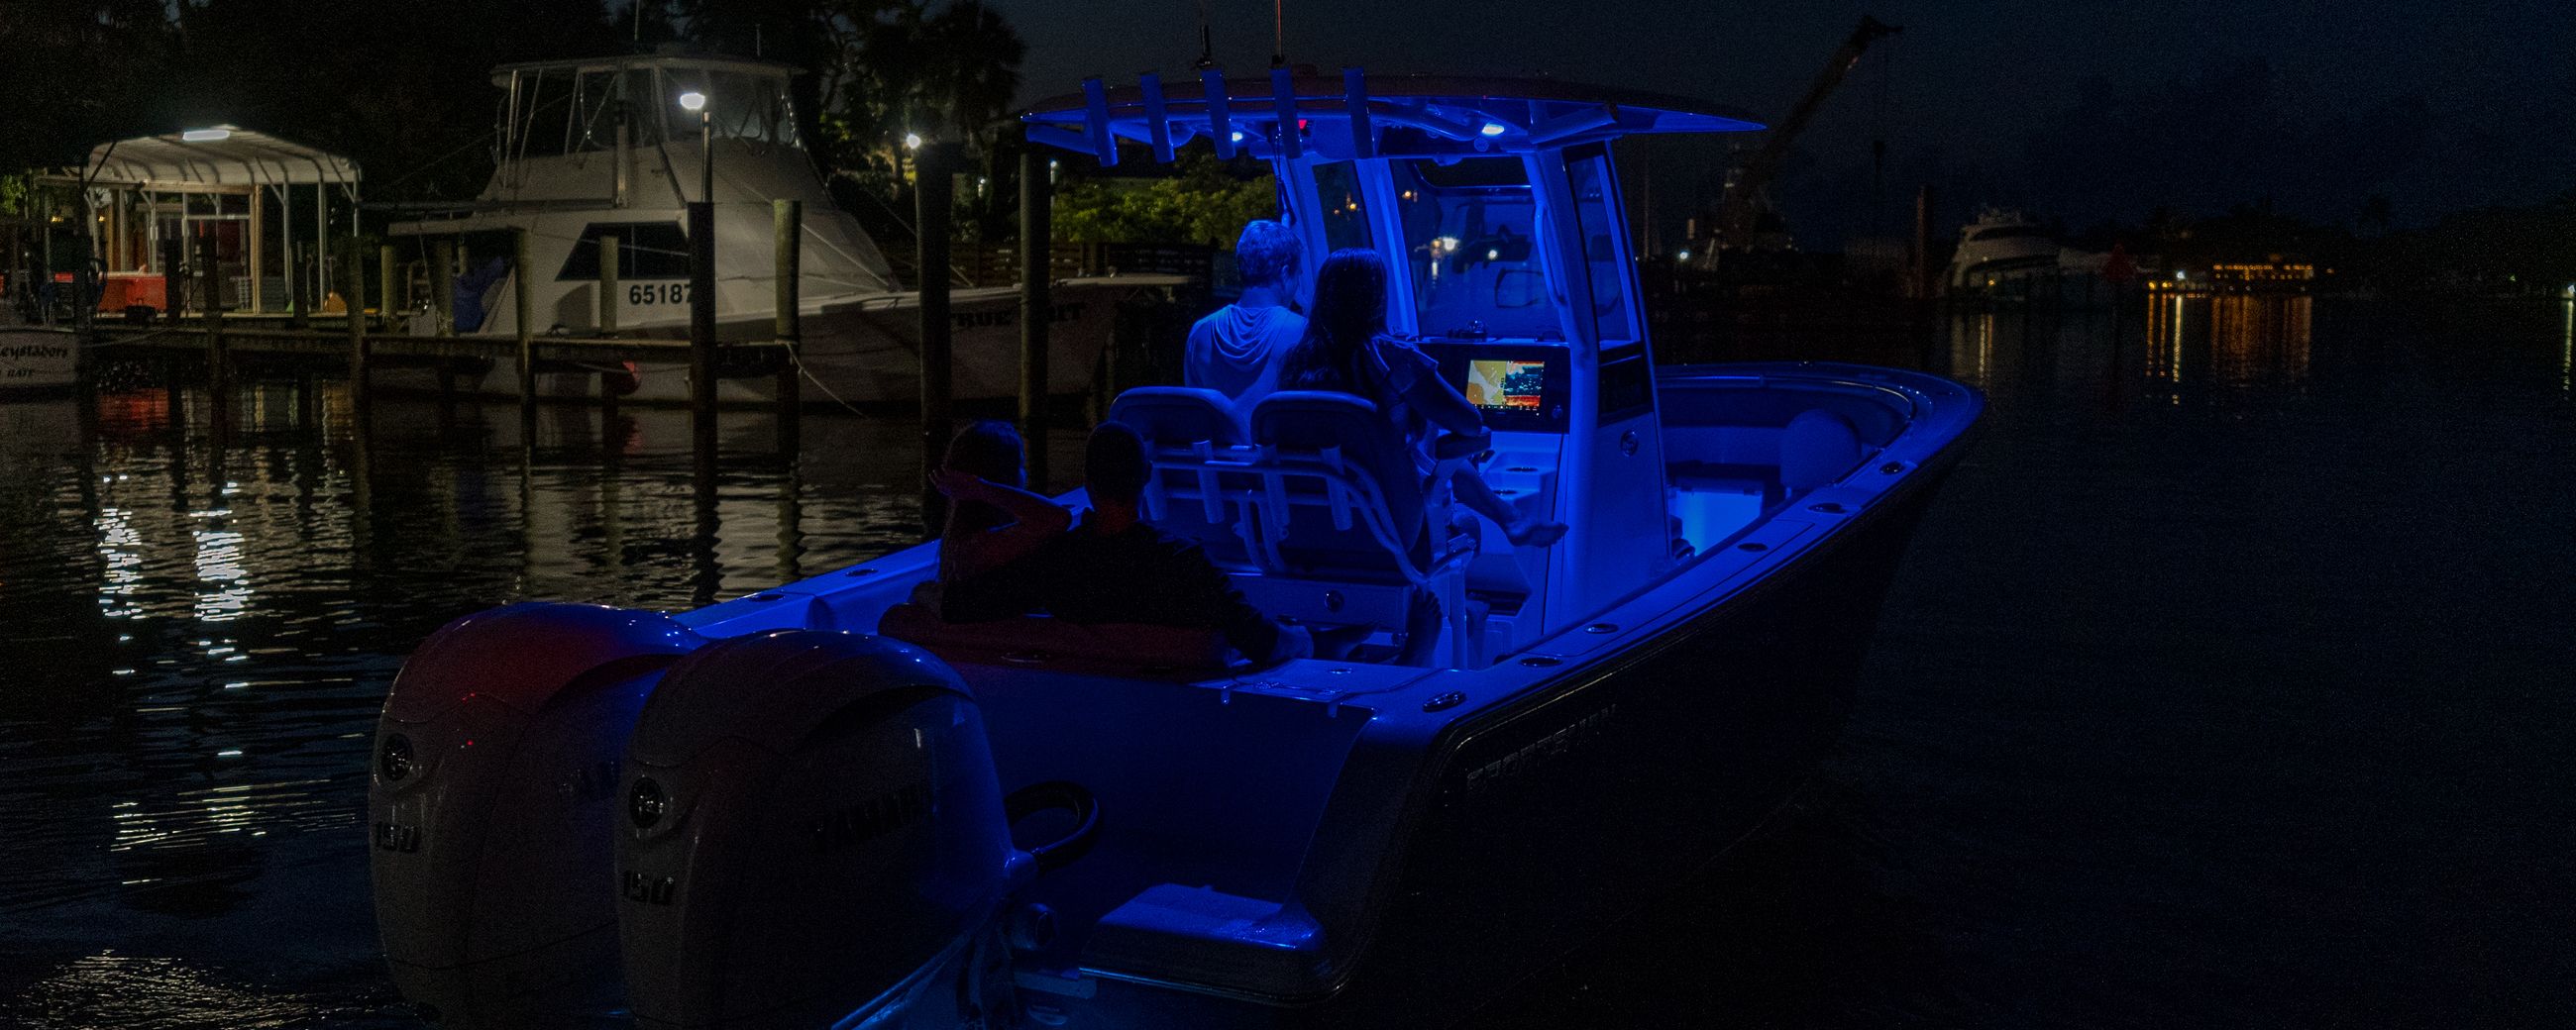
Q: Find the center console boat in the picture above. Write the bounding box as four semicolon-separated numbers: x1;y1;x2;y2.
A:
368;68;1983;1029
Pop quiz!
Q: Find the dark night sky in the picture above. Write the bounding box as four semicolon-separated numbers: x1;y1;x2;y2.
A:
985;0;2572;244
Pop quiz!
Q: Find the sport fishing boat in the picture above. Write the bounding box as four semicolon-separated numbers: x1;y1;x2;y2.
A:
383;52;1174;405
369;69;1983;1029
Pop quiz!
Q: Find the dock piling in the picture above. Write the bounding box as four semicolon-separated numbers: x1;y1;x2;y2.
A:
345;241;369;402
288;243;309;329
597;233;620;336
430;240;456;337
514;229;536;407
774;199;803;447
917;143;956;536
1019;142;1052;488
377;245;396;326
688;201;717;442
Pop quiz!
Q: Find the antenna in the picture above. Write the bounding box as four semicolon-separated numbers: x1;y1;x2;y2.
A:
1272;0;1286;67
1193;0;1216;69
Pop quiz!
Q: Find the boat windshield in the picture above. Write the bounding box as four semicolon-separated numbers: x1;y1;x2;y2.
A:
1391;156;1556;340
503;64;800;158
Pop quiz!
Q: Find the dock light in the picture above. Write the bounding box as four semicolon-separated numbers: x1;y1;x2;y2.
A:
1478;121;1508;137
678;91;712;202
181;128;231;143
905;132;923;150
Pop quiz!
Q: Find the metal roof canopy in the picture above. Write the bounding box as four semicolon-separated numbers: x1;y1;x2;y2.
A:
1023;69;1765;165
71;126;361;190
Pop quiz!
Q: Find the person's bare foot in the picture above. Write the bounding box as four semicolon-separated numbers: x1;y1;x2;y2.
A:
1506;518;1567;548
1311;623;1374;660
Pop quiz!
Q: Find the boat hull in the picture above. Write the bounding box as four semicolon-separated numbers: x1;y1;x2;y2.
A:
0;329;80;390
1301;455;1953;1027
368;278;1155;406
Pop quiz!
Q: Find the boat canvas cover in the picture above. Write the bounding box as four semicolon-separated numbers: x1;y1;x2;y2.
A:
75;127;359;188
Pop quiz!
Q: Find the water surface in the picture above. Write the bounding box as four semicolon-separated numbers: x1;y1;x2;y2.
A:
2;297;2570;1027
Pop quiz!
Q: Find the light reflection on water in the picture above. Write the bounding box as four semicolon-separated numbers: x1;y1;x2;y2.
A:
2;296;2570;1027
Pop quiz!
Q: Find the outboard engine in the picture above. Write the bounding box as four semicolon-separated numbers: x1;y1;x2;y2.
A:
371;602;703;1026
616;630;1094;1030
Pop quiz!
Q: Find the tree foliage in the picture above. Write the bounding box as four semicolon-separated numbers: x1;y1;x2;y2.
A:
1054;154;1278;247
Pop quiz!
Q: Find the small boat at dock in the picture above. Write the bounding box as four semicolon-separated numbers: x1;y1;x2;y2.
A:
0;327;80;391
369;68;1984;1030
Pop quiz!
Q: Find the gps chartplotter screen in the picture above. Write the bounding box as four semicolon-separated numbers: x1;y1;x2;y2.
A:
1466;360;1550;414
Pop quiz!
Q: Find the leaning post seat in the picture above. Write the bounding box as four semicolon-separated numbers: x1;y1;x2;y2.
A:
1245;391;1482;667
1106;386;1257;568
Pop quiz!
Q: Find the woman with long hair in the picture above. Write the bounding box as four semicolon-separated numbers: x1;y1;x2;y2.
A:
1277;249;1567;549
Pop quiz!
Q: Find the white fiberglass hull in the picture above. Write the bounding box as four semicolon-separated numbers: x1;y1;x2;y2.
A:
0;328;80;390
372;278;1160;406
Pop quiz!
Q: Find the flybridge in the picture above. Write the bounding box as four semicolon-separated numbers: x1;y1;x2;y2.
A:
1021;68;1764;165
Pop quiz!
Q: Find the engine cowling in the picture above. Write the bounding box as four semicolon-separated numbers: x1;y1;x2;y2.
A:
370;602;702;1026
615;630;1025;1030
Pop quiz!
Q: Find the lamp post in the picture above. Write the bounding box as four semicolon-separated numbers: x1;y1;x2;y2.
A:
677;90;711;203
677;89;717;437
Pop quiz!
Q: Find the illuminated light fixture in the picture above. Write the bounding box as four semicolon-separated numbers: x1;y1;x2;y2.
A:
905;132;923;150
1675;249;1692;261
1478;121;1508;138
677;91;706;113
181;128;231;143
1231;130;1246;143
1487;249;1501;260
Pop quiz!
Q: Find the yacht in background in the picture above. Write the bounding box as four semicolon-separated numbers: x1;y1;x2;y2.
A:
386;52;1173;405
1946;208;2063;293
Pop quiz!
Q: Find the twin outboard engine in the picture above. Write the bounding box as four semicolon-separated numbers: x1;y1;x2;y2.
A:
374;612;1091;1029
616;630;1090;1030
370;603;702;1026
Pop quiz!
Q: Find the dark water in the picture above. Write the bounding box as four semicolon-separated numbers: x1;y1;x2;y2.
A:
3;297;2570;1028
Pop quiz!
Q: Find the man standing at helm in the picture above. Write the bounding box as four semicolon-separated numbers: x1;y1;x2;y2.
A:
1184;220;1305;413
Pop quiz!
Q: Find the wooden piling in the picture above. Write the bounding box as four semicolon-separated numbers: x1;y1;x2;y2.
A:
287;243;309;329
1019;142;1052;488
198;234;229;423
597;233;621;336
515;228;536;406
430;240;457;337
687;201;717;431
377;245;396;325
345;240;369;399
917;143;955;536
773;199;803;446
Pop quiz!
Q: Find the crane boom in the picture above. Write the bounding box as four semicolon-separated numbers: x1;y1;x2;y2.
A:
1718;15;1901;245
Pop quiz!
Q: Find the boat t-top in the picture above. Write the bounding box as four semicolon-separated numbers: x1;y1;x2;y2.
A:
370;66;1983;1029
385;51;1166;405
